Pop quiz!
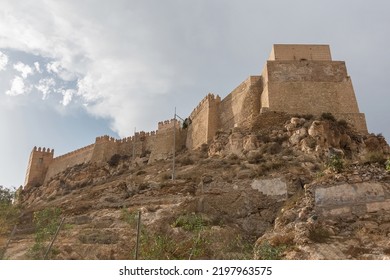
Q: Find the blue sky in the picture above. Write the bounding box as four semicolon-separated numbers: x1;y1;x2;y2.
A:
1;0;389;188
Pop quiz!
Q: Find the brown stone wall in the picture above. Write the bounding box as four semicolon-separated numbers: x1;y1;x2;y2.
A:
90;136;118;163
24;147;54;187
149;119;186;162
45;144;95;182
261;60;367;133
186;94;221;149
269;44;332;61
220;76;262;131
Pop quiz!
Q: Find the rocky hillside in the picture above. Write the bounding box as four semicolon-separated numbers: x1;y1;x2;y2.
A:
2;112;390;260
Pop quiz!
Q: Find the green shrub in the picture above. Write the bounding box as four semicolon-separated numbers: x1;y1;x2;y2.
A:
173;213;208;232
320;112;336;122
364;152;386;164
256;241;285;260
108;154;122;167
0;186;20;236
326;154;344;173
386;159;390;171
28;207;62;259
308;225;330;243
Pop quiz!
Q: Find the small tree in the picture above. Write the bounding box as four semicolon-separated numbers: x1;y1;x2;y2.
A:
0;185;14;205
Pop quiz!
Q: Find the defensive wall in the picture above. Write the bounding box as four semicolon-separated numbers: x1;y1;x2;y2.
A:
24;117;188;186
149;119;186;162
186;94;220;149
260;59;367;132
24;147;54;187
24;44;370;188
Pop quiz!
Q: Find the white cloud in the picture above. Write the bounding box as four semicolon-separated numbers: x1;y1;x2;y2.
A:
13;62;33;78
34;62;41;73
0;1;179;136
61;89;75;106
0;51;8;71
6;76;30;96
35;78;56;99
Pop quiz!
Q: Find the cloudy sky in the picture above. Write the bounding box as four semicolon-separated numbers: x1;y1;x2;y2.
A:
0;0;389;188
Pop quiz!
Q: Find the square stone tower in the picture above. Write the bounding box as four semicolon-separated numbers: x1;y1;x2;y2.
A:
24;147;54;188
260;44;367;133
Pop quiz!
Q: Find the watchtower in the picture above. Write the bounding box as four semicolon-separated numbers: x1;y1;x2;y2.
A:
24;147;54;188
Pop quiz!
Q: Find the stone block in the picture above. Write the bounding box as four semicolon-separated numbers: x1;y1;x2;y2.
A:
251;177;287;200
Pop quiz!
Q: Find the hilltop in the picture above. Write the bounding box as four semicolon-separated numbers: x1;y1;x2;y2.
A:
2;112;389;260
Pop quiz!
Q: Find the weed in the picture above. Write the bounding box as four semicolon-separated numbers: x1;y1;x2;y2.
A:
326;154;344;173
178;156;194;166
173;213;208;232
386;159;390;171
255;241;285;260
260;142;282;155
136;170;147;176
308;225;330;243
364;152;386;164
121;207;138;227
108;154;122;167
283;189;304;211
320;112;336;122
346;246;370;258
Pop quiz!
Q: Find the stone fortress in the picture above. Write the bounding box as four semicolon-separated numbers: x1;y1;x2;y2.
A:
24;44;368;188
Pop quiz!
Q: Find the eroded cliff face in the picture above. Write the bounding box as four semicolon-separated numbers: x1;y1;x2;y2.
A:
3;113;390;260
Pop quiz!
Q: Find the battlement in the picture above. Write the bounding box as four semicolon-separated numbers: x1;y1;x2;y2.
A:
158;119;181;131
189;93;221;120
32;146;54;154
53;143;95;162
24;146;55;187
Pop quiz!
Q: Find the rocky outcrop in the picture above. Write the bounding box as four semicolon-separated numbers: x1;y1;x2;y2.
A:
3;114;389;260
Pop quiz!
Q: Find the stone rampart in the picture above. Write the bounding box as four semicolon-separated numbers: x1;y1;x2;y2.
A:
45;144;95;182
220;76;262;131
23;44;371;187
149;119;186;162
186;93;220;149
24;147;54;187
261;59;367;133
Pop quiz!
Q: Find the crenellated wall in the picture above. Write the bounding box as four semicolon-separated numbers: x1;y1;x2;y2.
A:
45;144;95;183
219;76;262;131
186;93;221;149
149;119;186;162
24;44;370;188
24;147;54;188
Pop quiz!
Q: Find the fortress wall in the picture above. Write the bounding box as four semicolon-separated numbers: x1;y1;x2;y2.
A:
24;147;54;187
186;94;220;149
267;61;349;83
91;136;119;163
219;76;262;131
269;44;332;61
141;131;157;156
268;81;360;114
262;60;367;132
333;113;368;133
44;144;95;182
149;119;186;162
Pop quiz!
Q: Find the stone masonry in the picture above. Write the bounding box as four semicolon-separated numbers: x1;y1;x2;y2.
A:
24;44;369;187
